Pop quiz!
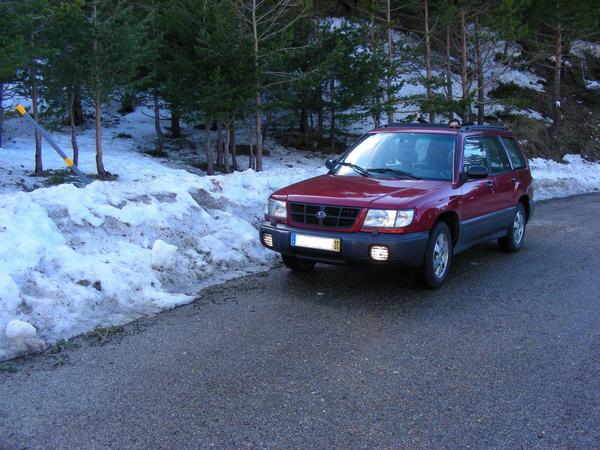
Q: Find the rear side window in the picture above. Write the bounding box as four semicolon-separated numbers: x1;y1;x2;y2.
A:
463;138;488;171
500;137;527;169
481;136;512;174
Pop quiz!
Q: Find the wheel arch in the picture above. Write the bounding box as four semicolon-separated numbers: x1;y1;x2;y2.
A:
434;211;460;246
519;195;531;222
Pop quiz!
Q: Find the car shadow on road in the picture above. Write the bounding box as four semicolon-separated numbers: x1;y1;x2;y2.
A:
277;241;510;311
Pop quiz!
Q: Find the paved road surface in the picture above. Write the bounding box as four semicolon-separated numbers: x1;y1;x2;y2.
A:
2;194;600;449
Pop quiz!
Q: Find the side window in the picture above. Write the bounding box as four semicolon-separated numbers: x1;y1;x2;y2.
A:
463;138;488;171
500;137;526;170
481;136;512;174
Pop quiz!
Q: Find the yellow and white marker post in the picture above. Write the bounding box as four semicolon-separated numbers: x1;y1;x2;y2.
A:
15;104;92;186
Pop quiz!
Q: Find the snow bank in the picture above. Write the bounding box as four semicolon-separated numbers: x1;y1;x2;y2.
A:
0;109;325;361
0;161;324;360
530;155;600;201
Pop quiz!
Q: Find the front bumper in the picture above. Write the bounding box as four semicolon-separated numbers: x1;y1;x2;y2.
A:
259;222;429;267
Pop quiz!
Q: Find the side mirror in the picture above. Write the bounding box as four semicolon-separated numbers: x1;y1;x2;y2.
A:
466;165;489;179
325;157;337;170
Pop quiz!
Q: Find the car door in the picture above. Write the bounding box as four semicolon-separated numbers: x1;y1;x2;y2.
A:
480;136;515;213
459;136;500;242
500;136;531;196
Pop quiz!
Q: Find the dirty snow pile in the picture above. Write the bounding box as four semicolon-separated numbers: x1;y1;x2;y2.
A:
529;154;600;200
0;110;324;361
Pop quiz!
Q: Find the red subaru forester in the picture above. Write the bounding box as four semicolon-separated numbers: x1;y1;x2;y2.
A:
260;123;534;289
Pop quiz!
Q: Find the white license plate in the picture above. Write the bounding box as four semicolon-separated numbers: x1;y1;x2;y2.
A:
290;233;341;252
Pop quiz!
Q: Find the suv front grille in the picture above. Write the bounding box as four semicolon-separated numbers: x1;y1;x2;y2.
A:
290;202;361;229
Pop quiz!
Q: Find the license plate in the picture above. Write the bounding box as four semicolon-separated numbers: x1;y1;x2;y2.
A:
290;233;341;252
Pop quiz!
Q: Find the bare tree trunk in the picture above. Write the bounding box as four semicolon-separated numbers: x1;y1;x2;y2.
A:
551;24;562;132
95;90;107;177
205;121;214;175
253;95;263;171
31;67;43;173
459;8;471;123
300;107;309;134
170;107;181;138
223;119;231;173
69;94;80;167
330;78;336;152
153;92;164;154
0;82;4;148
475;19;485;125
385;0;394;124
216;120;223;170
73;86;84;125
445;26;454;121
424;0;434;123
92;2;106;178
247;119;255;170
263;109;272;139
230;120;238;171
251;0;263;172
317;85;324;141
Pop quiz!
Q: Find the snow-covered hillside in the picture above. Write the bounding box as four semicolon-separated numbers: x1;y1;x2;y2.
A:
1;106;600;361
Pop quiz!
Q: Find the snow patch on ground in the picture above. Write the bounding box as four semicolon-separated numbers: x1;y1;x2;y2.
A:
585;79;600;90
0;111;324;361
486;102;551;123
571;40;600;59
530;155;600;200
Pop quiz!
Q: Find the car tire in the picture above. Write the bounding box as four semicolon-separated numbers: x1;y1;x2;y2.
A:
420;221;453;290
281;254;316;272
498;203;526;253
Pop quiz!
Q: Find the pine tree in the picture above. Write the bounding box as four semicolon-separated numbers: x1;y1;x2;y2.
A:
317;21;378;150
82;0;147;177
238;0;308;171
526;0;599;132
0;2;26;149
12;0;50;173
43;0;89;166
164;0;256;174
136;0;167;155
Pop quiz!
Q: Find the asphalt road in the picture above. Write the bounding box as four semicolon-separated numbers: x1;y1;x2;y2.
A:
2;194;600;449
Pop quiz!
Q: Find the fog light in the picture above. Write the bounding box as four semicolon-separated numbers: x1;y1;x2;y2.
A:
263;233;274;247
370;245;389;261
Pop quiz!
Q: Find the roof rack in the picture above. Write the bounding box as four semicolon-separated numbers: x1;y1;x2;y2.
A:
460;124;508;131
380;123;453;129
378;122;508;132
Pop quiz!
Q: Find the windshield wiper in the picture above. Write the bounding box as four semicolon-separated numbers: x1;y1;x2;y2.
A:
367;168;422;180
338;162;370;177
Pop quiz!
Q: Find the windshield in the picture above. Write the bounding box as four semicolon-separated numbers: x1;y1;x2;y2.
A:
333;132;455;181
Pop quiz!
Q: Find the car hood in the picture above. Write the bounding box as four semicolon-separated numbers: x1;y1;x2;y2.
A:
274;174;448;208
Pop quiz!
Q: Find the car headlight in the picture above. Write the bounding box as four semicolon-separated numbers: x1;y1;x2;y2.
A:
266;198;287;219
363;209;414;228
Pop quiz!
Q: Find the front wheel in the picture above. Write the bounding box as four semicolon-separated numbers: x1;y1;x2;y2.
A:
420;222;453;290
281;255;315;272
498;204;526;253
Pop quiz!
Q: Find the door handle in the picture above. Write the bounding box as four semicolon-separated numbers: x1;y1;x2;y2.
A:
486;180;494;190
512;177;518;183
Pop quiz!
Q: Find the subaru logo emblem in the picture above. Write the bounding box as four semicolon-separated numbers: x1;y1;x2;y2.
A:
316;211;327;220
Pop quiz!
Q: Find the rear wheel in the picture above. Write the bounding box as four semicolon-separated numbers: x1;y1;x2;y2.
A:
419;222;452;290
498;203;526;253
281;254;315;272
